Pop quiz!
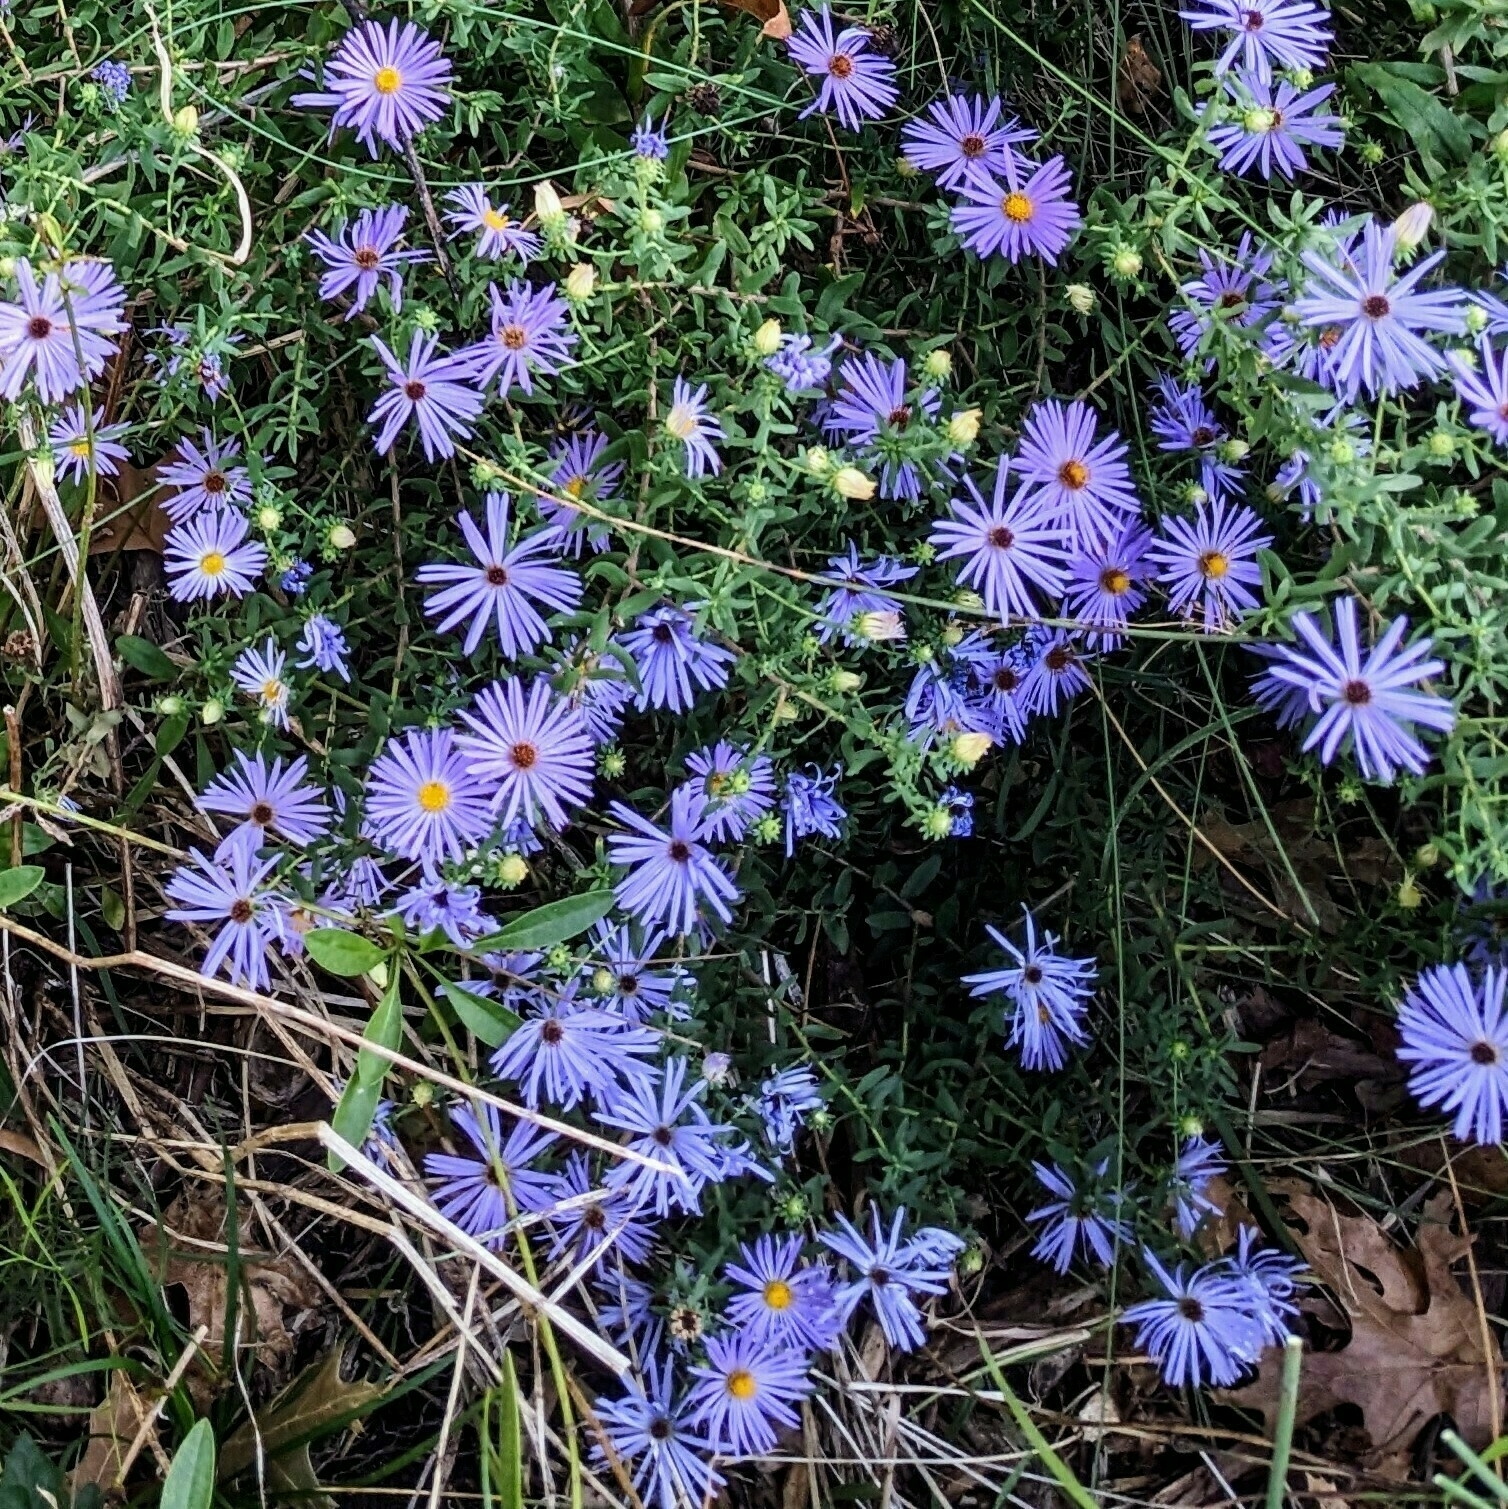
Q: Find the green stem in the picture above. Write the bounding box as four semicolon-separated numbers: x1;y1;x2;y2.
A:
1264;1334;1304;1509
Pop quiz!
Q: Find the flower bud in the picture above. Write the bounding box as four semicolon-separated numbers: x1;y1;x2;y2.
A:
951;730;993;766
894;154;920;179
1178;1113;1204;1138
1415;842;1441;869
752;812;782;844
804;445;833;478
832;465;876;500
1218;437;1249;464
156;695;184;717
1392;201;1433;254
497;853;529;887
600;747;627;779
255;503;282;532
921;805;953;840
172;104;199;137
922;347;953;381
1110;246;1143;279
327;522;356;550
1327;437;1356;466
952;588;985;611
855;609;905;642
547;943;573;972
1465;303;1490;335
1397;874;1423;909
1426;429;1456;459
772;697;801;722
637;206;664;235
1494;129;1508;161
946;407;982;446
200;698;224;726
591;965;616;995
827;668;862;695
942;622;964;647
1066;283;1096;315
702;1050;733;1085
534;180;566;230
564;262;597;301
1359;140;1385;165
753;317;783;356
408;1079;433;1109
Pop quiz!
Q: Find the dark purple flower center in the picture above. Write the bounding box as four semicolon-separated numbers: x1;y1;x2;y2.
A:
1045;645;1075;672
229;898;254;923
652;623;674;644
829;52;855;78
510;740;539;770
354;246;380;270
1363;294;1391;320
1217;290;1246;310
486;564;510;587
1179;1297;1205;1322
1342;678;1371;706
541;1019;564;1045
1024;964;1044;984
1191;426;1215;447
648;1417;672;1441
403;379;427;400
584;1202;606;1229
668;839;691;862
960;132;986;158
250;801;275;826
1472;1040;1499;1065
652;1124;674;1146
1242;7;1264;29
993;668;1019;692
888;404;912;427
870;1267;890;1287
619;973;640;994
203;469;227;495
988;525;1015;549
26;315;50;340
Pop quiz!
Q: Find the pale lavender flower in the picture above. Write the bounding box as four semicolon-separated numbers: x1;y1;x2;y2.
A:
822;351;940;501
1169;233;1283;364
49;404;129;485
951;157;1082;266
663;377;724;478
1122;1251;1265;1387
1450;337;1508;447
1011;398;1141;547
462;280;577;395
443;184;542;262
231;639;292;730
765;332;840;394
1180;0;1333;83
1205;72;1342;180
1148;499;1272;632
306;205;426;317
363;726;493;871
819;1206;953;1352
1018;625;1092;719
424;1102;558;1246
1061;522;1154;649
199;750;330;848
490;996;661;1111
812;542;918;644
392;877;492;945
164;509;267;602
367;332;484;461
608;787;740;936
0;257;126;403
164;829;284;992
1026;1159;1132;1272
785;5;898;131
296;615;352;681
686;1329;812;1457
900;92;1036;189
543;1150;657;1271
543;431;622;555
683;741;775;842
158;429;252;522
593;1359;723;1509
1169;1135;1228;1238
1397;963;1508;1146
726;1235;843;1353
783;765;845;856
620;605;736;712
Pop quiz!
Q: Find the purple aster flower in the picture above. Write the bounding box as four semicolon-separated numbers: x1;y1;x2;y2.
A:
164;509;268;603
1249;642;1315;729
963;906;1096;1071
726;1235;843;1352
281;561;314;596
608;787;741;936
1221;1226;1305;1347
765;332;840;394
367;332;484;462
1062;522;1154;649
1148;375;1245;502
461;279;577;395
755;1065;825;1153
1450;337;1508;446
91;59;131;106
785;5;898;132
296;614;352;681
49;404;128;485
456;675;594;831
905;659;969;743
1169;1135;1227;1238
1294;219;1466;401
1018;625;1092;719
1180;0;1333;83
782;765;845;856
595;1272;664;1358
565;652;634;743
938;784;975;838
158;429;252;522
392;877;492;945
593;1359;723;1509
583;923;686;1022
1169;233;1283;364
363;726;493;871
490;997;661;1111
683;742;776;842
966;644;1032;744
951;156;1082;266
812;543;918;645
1205;72;1343;180
930;457;1068;622
1011;398;1141;548
663;377;724;479
292;19;452;156
543;1151;657;1272
1149;499;1272;632
443;184;542;262
631;113;670;160
199;750;330;848
1396;963;1508;1146
231;639;292;730
822;352;941;501
1121;1250;1266;1387
686;1328;812;1457
1259;597;1455;781
900;92;1037;189
543;431;623;555
423;1101;558;1247
164;829;284;992
0;258;125;404
819;1206;953;1353
306;205;425;317
597;1054;737;1216
620;605;737;712
1026;1159;1132;1273
415;493;583;658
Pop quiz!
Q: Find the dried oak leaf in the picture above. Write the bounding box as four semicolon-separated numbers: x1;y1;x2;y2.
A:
717;0;791;38
69;1372;154;1496
1224;1187;1503;1471
88;458;172;558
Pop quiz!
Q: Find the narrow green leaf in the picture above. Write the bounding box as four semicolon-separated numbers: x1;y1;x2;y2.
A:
305;928;386;978
499;1351;523;1509
160;1419;216;1509
116;634;178;681
328;977;404;1170
444;981;521;1048
975;1340;1098;1509
0;866;45;909
472;890;615;954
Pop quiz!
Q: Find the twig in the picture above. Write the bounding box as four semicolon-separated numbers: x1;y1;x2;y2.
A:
113;1324;209;1486
4;705;21;870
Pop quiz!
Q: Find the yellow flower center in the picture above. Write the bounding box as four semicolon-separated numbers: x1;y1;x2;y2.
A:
1058;458;1090;490
1199;549;1230;579
1002;192;1034;223
563;475;587;500
725;1368;758;1401
260;679;283;704
762;1279;793;1311
417;779;452;813
665;405;697;441
69;440;91;457
1100;566;1130;596
482;207;511;233
373;66;402;95
200;551;226;577
707;771;731;796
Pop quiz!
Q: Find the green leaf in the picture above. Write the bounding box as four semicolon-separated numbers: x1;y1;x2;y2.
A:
472;890;615;953
328;976;403;1169
444;981;521;1048
0;867;45;910
1353;63;1473;166
115;635;177;681
100;885;125;931
975;1344;1098;1509
498;1351;524;1509
304;928;386;978
160;1420;216;1509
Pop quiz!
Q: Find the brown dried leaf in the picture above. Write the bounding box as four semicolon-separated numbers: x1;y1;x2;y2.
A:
0;1125;48;1166
88;458;172;558
70;1371;152;1495
1118;35;1163;113
1259;1018;1400;1090
718;0;791;38
1225;1188;1503;1470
